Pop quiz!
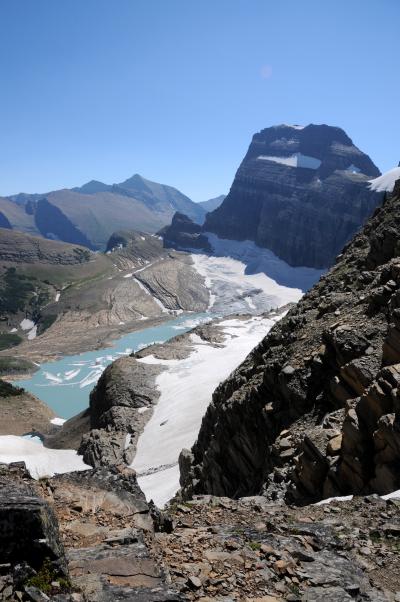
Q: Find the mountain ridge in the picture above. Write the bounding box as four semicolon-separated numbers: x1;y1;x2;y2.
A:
2;173;205;250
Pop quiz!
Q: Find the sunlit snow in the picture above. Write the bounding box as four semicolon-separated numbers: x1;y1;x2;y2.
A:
132;314;284;507
369;166;400;193
257;152;321;170
0;435;91;479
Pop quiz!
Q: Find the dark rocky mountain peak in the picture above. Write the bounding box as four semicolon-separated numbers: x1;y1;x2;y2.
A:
163;212;211;251
180;178;400;503
204;123;383;269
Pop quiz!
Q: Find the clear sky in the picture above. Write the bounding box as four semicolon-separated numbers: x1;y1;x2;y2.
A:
0;0;398;202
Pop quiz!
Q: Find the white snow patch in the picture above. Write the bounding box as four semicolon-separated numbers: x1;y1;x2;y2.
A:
123;273;133;278
27;326;37;340
314;495;354;506
55;292;60;302
124;434;132;450
190;235;322;316
369;167;400;193
9;328;17;333
346;164;361;174
51;417;66;426
381;489;400;501
282;124;305;130
132;314;282;507
138;465;180;509
257;152;321;170
20;319;35;331
0;435;91;479
245;296;256;310
138;407;149;414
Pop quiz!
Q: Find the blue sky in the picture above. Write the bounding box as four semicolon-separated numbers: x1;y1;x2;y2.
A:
0;0;398;201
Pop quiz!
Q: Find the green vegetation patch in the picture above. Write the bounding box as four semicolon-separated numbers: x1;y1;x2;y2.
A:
0;356;38;376
0;379;24;397
0;333;23;351
26;558;71;594
38;313;57;334
0;268;37;314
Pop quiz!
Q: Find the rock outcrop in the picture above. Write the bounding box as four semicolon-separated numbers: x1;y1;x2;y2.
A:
0;463;68;598
0;229;92;265
162;212;211;251
0;380;55;436
0;463;182;601
204;124;382;268
180;179;400;503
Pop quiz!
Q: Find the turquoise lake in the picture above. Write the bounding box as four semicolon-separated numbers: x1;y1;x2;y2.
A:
14;313;210;420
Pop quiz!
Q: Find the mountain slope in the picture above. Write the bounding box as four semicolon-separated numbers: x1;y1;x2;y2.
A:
5;174;205;250
180;178;400;502
204;124;383;268
0;227;208;357
198;194;226;213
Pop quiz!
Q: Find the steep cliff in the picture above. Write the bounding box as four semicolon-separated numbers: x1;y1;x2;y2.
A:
162;212;211;251
180;179;400;503
204;124;382;268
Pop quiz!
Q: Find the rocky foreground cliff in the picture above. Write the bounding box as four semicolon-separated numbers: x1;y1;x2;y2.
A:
180;178;400;505
2;177;400;598
204;124;382;268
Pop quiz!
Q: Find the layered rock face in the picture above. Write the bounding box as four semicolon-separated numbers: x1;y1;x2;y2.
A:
204;124;382;268
180;179;400;502
0;229;92;265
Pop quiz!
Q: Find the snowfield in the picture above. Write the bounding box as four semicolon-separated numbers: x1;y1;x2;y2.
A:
191;234;323;315
369;166;400;193
257;152;322;170
132;313;284;507
0;435;91;479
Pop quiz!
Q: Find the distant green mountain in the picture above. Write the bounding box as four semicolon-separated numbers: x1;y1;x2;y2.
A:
4;174;205;250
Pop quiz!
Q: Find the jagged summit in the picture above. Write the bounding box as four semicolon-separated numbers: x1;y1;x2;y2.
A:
204;123;383;268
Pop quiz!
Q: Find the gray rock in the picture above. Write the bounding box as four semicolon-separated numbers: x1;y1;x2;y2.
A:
204;124;382;269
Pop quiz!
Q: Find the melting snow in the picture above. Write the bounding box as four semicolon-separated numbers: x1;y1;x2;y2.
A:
0;435;91;479
190;234;323;316
27;326;37;340
281;124;305;130
51;417;66;426
257;152;321;170
20;319;35;331
346;164;361;174
369;167;400;193
132;314;283;507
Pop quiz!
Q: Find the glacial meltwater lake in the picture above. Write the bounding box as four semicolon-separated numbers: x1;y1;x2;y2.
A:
14;313;210;420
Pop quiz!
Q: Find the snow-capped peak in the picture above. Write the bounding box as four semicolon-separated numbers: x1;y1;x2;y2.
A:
369;166;400;193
